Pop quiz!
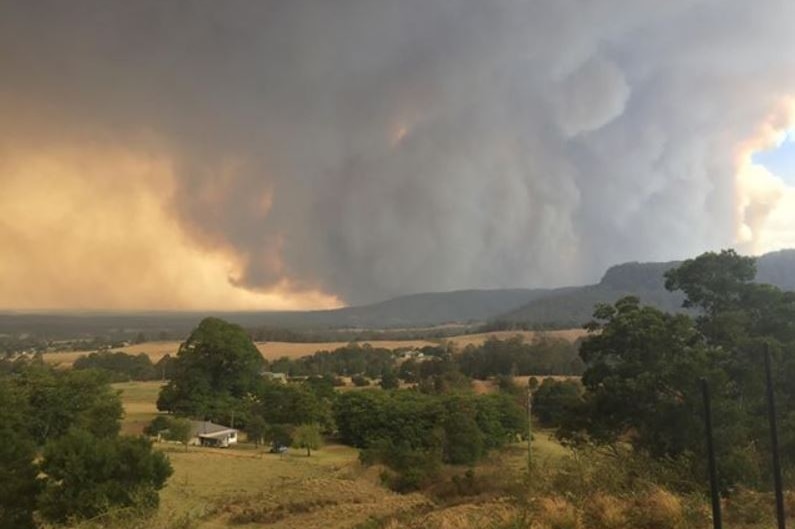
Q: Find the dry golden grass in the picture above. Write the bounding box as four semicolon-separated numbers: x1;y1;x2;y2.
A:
582;493;629;529
113;381;164;435
108;380;429;528
444;329;587;348
119;341;183;362
44;338;438;365
42;341;182;367
470;375;582;396
41;350;92;367
630;487;683;529
397;499;517;529
43;329;586;367
256;339;436;360
536;496;580;529
89;381;735;529
153;444;427;529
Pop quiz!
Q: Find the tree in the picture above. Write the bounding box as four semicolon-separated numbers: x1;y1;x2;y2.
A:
664;249;756;318
164;417;192;451
293;423;323;456
266;424;293;450
532;378;581;427
380;369;399;389
73;351;157;381
441;395;484;465
38;430;173;523
665;249;795;482
351;375;370;387
562;296;758;487
17;367;123;445
157;318;264;417
254;380;333;430
144;415;172;437
245;415;267;447
567;297;724;457
0;379;39;529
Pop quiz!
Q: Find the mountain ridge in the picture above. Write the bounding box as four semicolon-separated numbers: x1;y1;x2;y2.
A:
2;249;793;336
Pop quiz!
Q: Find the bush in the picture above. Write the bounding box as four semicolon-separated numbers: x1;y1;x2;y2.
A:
581;494;628;529
144;416;172;437
724;487;775;527
73;351;158;381
533;379;581;427
535;497;580;529
379;370;399;389
351;375;370;387
38;430;173;523
628;487;683;529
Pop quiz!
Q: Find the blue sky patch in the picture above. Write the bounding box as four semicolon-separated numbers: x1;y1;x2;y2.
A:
753;132;795;183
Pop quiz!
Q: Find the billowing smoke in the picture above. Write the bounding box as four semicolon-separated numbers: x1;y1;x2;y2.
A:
1;0;794;308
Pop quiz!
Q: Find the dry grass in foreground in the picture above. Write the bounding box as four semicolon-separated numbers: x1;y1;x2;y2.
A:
77;381;795;529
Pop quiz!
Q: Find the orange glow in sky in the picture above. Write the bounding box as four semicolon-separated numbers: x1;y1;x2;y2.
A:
0;146;342;311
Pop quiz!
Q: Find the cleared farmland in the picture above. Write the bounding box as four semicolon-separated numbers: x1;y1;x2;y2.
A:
42;329;586;368
109;382;570;529
443;328;588;347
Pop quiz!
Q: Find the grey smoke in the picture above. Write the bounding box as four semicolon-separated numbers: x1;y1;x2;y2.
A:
1;0;794;304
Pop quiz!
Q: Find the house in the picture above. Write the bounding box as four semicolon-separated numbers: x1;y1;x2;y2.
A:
189;420;238;448
260;371;288;383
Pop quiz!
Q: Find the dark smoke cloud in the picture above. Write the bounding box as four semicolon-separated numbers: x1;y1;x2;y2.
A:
1;0;794;305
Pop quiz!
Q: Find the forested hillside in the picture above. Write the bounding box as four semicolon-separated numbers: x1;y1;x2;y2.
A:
498;249;795;327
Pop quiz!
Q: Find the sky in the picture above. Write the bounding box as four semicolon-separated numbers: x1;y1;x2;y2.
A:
754;133;795;184
0;0;794;311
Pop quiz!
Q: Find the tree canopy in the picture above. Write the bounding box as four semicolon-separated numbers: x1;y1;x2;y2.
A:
563;249;795;490
0;379;39;529
38;431;172;523
0;365;173;525
157;317;264;417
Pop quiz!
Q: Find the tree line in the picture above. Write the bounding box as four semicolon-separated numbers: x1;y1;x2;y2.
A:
336;389;526;491
73;350;176;382
73;333;581;386
153;317;530;491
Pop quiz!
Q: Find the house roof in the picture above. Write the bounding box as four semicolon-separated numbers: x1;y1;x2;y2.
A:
198;429;237;440
189;420;237;437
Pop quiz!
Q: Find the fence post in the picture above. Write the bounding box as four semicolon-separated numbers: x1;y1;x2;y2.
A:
700;377;723;529
764;343;786;529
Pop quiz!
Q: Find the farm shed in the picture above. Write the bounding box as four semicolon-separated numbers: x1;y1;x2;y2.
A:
189;420;238;448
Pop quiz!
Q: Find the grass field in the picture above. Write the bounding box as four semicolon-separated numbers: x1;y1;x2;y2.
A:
112;382;429;528
155;444;429;529
443;329;588;348
110;381;775;529
109;380;574;529
43;342;183;367
113;380;164;435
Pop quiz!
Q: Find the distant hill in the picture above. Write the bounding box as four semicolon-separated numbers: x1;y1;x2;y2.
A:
2;249;793;338
0;289;548;338
498;249;795;327
284;289;550;328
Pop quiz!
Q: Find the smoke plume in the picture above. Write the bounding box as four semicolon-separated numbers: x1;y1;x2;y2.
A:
1;1;794;308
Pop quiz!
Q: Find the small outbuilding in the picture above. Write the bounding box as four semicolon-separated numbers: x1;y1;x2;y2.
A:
189;420;238;448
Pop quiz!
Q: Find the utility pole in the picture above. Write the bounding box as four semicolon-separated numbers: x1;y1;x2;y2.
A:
527;384;533;472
